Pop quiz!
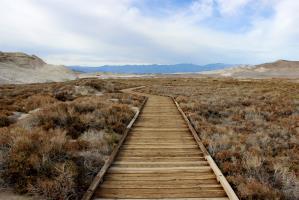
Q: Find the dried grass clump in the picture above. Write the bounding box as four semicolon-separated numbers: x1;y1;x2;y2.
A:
22;94;58;111
237;178;280;199
0;127;76;199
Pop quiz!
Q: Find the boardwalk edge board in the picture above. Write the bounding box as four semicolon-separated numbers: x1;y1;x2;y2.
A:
172;97;239;200
82;96;148;200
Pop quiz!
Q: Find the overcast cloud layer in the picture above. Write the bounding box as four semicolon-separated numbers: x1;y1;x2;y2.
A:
0;0;298;66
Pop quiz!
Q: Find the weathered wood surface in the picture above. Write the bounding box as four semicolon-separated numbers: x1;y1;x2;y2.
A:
89;87;238;200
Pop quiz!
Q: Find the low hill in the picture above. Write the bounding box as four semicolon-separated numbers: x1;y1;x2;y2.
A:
0;52;77;84
204;60;299;79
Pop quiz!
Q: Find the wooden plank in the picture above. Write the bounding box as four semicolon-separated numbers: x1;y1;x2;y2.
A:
129;135;191;138
101;179;219;185
108;166;212;173
115;156;206;162
140;114;181;117
96;198;229;200
96;188;227;198
112;164;210;168
132;128;188;131
117;152;203;157
116;156;204;159
112;162;209;168
128;133;191;136
119;149;202;153
134;125;188;128
141;112;180;114
129;129;190;132
140;113;183;117
125;136;194;139
124;140;195;143
104;173;217;181
113;160;206;163
123;142;197;145
135;120;186;123
134;123;188;126
128;131;191;134
121;145;198;149
113;161;208;165
101;182;222;189
118;153;202;157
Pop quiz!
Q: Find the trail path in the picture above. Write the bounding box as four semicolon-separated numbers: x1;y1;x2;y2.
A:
91;88;237;200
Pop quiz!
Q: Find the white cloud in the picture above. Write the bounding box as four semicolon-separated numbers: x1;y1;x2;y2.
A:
217;0;252;16
0;0;298;65
0;0;94;52
183;0;214;22
244;0;299;60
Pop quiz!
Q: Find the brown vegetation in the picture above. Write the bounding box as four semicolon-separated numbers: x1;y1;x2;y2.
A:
1;77;298;199
136;78;299;200
0;79;144;199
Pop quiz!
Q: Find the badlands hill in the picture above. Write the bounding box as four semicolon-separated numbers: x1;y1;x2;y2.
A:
205;60;299;79
0;52;77;84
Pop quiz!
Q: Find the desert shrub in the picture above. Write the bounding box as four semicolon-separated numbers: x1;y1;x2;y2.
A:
104;104;134;133
237;178;281;199
28;163;77;200
53;91;75;101
107;93;145;106
24;103;86;139
22;94;58;111
0;128;73;196
82;79;116;92
0;115;10;127
82;80;104;91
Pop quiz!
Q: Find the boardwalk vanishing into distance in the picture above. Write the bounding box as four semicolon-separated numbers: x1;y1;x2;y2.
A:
85;87;238;200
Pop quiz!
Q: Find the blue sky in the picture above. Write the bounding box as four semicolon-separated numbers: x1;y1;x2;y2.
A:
0;0;298;66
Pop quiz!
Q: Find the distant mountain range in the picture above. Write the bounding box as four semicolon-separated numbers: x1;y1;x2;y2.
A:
68;63;236;74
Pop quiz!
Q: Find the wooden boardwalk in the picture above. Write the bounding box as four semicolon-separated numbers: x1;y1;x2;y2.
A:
90;89;238;200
